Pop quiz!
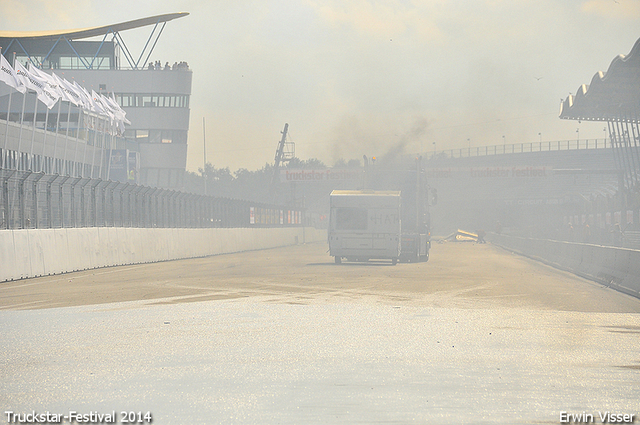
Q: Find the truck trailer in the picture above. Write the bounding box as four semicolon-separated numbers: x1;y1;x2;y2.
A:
328;190;401;265
396;163;432;263
362;156;432;263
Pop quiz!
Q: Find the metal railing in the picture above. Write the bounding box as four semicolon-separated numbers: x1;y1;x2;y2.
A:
429;138;610;160
0;169;305;230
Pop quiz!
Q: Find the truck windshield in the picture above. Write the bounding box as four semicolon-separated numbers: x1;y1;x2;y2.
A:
335;208;368;230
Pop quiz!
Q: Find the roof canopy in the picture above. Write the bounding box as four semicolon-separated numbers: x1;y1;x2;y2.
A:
0;13;189;70
0;13;189;42
559;37;640;123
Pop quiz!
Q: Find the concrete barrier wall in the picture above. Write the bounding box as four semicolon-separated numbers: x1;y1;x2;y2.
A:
489;233;640;299
1;227;327;282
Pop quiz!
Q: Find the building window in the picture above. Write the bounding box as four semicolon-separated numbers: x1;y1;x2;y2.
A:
57;56;111;69
335;208;368;230
136;130;149;143
149;130;162;144
114;93;190;108
117;94;135;107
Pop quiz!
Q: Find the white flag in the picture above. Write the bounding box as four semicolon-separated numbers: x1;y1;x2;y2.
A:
14;61;45;95
53;74;83;106
28;64;59;109
106;93;131;125
72;81;93;110
30;66;63;98
99;93;124;124
105;93;130;133
0;54;26;93
91;89;111;118
37;85;59;109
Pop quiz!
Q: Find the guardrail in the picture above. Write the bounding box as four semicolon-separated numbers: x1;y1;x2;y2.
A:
0;169;306;230
489;233;640;299
0;226;328;282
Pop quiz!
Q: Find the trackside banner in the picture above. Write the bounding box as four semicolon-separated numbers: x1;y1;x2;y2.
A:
280;169;362;183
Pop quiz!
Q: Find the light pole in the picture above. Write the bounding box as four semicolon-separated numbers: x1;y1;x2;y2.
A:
538;132;542;143
203;117;207;196
576;128;579;143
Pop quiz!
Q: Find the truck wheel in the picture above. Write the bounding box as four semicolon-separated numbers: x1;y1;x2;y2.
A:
420;252;430;262
391;258;398;265
335;256;342;264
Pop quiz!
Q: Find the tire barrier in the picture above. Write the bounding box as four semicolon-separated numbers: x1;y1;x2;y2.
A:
0;227;327;282
489;233;640;299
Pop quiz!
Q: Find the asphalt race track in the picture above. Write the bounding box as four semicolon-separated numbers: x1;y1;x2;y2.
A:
1;241;639;424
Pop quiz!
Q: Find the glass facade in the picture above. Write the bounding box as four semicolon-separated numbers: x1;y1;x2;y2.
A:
124;129;187;144
116;92;190;146
116;94;189;108
15;55;112;70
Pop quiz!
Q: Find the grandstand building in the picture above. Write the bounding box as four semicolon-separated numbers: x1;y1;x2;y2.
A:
560;37;640;192
0;13;192;189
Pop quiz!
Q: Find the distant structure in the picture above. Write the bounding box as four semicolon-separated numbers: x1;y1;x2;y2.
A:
559;37;640;191
0;12;192;189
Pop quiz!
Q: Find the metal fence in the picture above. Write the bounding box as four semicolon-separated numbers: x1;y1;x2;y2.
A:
431;138;610;159
0;169;306;230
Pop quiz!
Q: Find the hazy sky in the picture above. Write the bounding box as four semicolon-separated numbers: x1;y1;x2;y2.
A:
1;0;639;171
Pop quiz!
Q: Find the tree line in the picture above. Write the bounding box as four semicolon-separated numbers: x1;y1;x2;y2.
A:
182;157;362;211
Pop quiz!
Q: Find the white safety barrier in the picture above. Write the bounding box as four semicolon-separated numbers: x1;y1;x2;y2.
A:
0;227;327;282
489;233;640;299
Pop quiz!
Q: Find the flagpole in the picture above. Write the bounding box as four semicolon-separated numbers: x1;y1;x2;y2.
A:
1;47;13;169
96;88;105;179
74;105;82;176
80;110;87;177
71;77;83;176
90;115;100;178
73;105;81;176
16;92;26;170
1;89;10;169
90;115;98;177
96;119;103;179
28;86;39;170
62;101;72;175
41;106;50;172
15;54;27;170
89;116;96;178
97;120;109;180
1;87;10;168
52;100;62;173
203;116;207;196
107;123;114;181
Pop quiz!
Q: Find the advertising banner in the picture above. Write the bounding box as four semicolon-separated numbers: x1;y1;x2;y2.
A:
280;169;362;183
